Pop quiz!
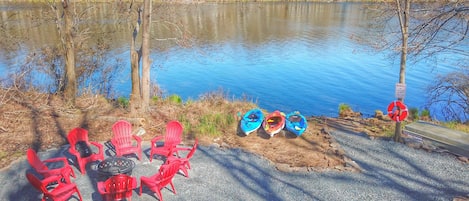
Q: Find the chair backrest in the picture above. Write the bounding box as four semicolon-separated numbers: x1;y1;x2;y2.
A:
103;174;136;200
26;173;47;193
185;139;198;160
26;149;48;172
67;128;89;146
156;160;181;187
165;121;183;145
27;172;82;201
112;120;133;147
67;128;94;158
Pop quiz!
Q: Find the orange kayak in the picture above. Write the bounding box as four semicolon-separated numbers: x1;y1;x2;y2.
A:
262;110;286;137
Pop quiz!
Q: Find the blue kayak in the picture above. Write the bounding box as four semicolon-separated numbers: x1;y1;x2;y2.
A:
285;111;308;136
240;108;265;135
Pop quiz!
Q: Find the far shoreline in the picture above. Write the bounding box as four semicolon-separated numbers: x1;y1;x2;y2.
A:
0;0;412;4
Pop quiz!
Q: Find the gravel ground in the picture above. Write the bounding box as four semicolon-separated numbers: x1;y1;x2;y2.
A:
1;129;468;201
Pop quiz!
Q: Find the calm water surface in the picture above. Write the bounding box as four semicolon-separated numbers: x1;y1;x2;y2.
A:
0;2;459;118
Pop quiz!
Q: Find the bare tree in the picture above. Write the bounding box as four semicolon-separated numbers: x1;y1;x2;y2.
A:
50;0;77;105
416;1;469;122
366;0;411;142
427;69;469;122
393;0;411;142
60;0;195;115
62;0;77;104
409;1;469;61
141;0;152;112
128;0;152;114
363;0;469;140
127;0;192;114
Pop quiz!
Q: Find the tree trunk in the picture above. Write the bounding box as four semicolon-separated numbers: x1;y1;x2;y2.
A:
130;50;141;113
394;0;410;142
62;0;76;105
130;7;143;114
129;0;152;114
141;0;152;112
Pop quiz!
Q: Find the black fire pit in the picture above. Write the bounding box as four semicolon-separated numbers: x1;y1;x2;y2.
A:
97;156;135;178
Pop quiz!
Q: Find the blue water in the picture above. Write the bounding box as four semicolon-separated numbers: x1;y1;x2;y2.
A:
0;2;462;120
112;4;457;119
114;32;456;119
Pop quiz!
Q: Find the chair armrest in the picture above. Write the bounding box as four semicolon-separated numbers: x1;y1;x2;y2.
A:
43;157;69;165
90;141;104;152
90;141;103;149
97;181;107;194
90;141;105;159
173;146;191;152
141;175;162;184
151;136;164;144
132;135;142;144
111;138;118;148
68;147;80;157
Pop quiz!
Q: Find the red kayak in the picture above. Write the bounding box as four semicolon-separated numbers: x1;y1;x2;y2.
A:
262;110;286;137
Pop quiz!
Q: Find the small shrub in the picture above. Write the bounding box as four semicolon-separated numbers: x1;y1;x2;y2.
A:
117;97;129;108
338;103;351;117
420;109;430;118
177;115;192;137
374;110;385;120
338;103;350;113
167;94;182;104
185;98;194;106
409;107;419;121
151;96;159;103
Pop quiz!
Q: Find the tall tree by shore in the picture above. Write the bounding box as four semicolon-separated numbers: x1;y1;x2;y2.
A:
361;0;469;139
393;0;410;142
62;0;77;105
129;0;152;114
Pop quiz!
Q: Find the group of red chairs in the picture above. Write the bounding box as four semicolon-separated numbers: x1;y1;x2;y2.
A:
25;120;198;201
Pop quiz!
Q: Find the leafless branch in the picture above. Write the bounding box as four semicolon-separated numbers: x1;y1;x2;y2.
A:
427;71;469;122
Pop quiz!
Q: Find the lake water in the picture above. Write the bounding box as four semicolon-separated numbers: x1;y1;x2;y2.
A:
0;2;460;119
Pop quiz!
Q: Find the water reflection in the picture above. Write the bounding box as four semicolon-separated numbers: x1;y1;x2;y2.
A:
0;2;458;118
0;2;371;52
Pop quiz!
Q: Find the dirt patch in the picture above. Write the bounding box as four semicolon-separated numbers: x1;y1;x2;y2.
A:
0;91;394;172
218;117;352;172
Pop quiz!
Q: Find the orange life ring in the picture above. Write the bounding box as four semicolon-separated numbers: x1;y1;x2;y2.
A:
387;101;408;122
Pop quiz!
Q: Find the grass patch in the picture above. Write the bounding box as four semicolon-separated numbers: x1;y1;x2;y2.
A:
163;90;257;138
196;113;236;137
151;96;159;104
442;121;469;133
382;125;395;137
0;150;23;161
167;94;182;104
0;151;7;160
420;109;430;118
409;107;419;121
117;96;129;108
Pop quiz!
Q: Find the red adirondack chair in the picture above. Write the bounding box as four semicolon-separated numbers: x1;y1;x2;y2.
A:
98;174;137;201
169;139;198;178
67;127;104;174
26;173;83;201
139;160;181;201
26;149;76;184
111;120;142;160
149;121;183;162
